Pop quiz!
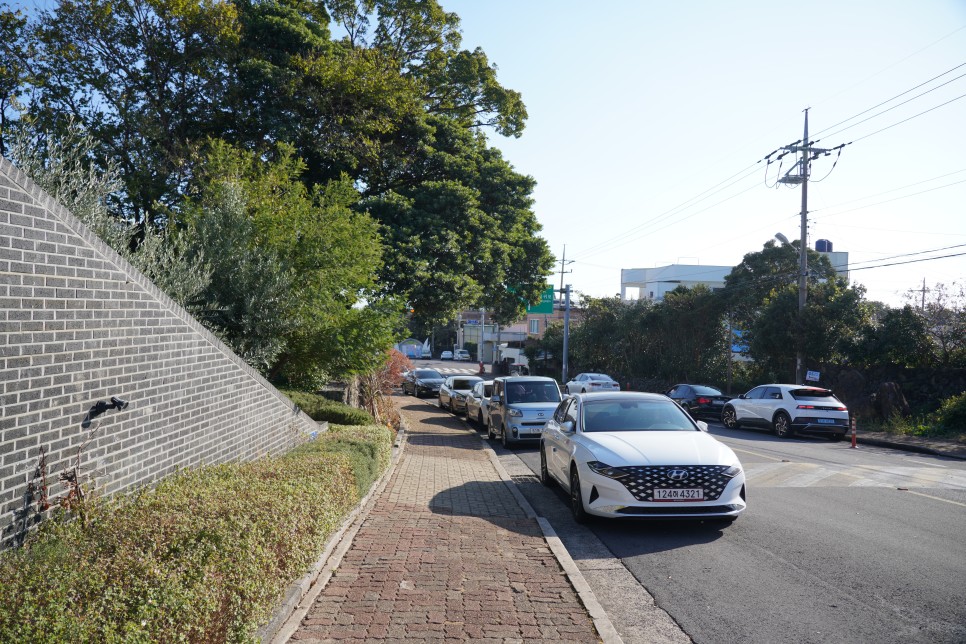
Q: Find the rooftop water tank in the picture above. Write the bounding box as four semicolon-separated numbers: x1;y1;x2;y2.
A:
816;239;833;252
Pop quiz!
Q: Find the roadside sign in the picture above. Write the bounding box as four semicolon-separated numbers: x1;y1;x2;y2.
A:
806;370;820;382
526;286;555;314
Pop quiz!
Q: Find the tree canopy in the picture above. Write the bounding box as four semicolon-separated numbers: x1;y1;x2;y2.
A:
3;0;553;379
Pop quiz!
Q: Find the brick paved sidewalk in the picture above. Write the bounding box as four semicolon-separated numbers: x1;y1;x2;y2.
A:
285;397;602;643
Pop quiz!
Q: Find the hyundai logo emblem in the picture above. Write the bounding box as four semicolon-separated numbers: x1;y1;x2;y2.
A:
668;469;689;481
537;412;544;417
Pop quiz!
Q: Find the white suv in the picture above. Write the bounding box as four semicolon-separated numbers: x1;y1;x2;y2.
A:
721;384;849;441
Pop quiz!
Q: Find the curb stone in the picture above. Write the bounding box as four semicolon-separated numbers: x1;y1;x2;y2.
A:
260;421;408;644
481;430;624;644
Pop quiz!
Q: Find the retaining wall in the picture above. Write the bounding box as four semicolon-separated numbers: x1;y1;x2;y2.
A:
0;156;318;547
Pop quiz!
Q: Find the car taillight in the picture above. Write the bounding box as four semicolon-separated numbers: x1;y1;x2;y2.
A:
697;397;711;404
591;382;601;388
797;404;815;410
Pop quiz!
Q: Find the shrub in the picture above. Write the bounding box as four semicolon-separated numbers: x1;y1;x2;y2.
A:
281;389;375;425
934;390;966;433
0;424;392;642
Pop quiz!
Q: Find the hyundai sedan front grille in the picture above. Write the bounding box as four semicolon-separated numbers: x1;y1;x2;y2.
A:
613;465;733;502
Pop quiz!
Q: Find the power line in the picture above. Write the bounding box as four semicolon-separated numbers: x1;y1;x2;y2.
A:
811;61;966;139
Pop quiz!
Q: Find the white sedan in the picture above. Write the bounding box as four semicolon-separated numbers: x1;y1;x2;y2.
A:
540;392;746;524
564;373;620;394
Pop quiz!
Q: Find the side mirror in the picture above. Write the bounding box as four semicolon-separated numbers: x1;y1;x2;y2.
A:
560;420;575;433
738;394;747;400
490;394;501;404
696;420;709;432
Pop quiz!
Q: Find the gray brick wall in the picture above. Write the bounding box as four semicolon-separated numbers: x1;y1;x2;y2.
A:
0;156;320;547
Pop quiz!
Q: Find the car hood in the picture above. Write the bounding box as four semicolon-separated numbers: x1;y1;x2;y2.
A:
416;377;445;385
583;431;738;466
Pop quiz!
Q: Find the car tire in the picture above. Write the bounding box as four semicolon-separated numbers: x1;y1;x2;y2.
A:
540;445;552;487
773;411;793;438
722;406;740;429
487;418;495;440
501;423;512;449
477;411;484;426
570;466;590;524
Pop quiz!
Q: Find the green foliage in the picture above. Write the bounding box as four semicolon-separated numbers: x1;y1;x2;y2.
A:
0;424;393;642
182;141;402;384
280;389;376;426
934;390;966;433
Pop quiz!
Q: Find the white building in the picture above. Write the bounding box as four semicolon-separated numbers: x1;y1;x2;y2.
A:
620;264;732;302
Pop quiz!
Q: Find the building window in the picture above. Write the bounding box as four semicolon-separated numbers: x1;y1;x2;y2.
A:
529;319;539;334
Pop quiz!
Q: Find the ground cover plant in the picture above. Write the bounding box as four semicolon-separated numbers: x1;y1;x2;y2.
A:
0;423;393;642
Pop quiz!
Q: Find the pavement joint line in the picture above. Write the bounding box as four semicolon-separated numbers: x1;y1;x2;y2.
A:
265;420;410;644
475;421;624;644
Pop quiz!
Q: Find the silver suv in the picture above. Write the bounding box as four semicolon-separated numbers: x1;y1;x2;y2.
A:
721;384;849;440
487;376;562;448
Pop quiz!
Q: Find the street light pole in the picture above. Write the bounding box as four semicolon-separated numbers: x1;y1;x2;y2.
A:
796;111;809;385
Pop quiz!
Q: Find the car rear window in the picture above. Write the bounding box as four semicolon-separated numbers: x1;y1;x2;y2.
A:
789;388;839;402
452;378;480;390
692;385;722;395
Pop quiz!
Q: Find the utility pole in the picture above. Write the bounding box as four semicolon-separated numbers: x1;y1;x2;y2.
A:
772;110;846;384
561;284;571;384
558;245;574;299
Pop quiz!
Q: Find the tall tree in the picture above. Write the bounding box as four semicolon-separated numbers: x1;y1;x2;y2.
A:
24;0;241;227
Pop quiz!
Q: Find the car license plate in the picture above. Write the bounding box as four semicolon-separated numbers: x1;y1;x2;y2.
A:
817;418;836;424
653;488;704;501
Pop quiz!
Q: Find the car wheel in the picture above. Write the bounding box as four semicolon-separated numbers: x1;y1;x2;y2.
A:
477;411;483;426
501;423;511;449
722;406;740;429
487;418;495;440
581;388;587;394
570;466;589;524
773;411;793;438
540;445;552;487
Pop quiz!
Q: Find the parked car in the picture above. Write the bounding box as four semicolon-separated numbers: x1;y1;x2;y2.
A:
564;373;620;394
721;384;849;440
440;350;454;360
438;375;483;414
540;391;746;524
666;384;732;420
487;376;562;448
454;349;471;361
401;368;446;398
465;380;494;427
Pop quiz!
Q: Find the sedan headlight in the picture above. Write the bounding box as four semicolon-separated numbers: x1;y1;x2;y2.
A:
586;461;628;479
723;465;743;478
507;408;523;417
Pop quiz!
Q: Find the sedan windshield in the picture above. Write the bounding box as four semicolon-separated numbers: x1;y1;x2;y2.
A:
582;399;696;432
505;382;561;404
414;369;442;379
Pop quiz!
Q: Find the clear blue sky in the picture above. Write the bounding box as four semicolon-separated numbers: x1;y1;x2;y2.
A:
443;0;966;307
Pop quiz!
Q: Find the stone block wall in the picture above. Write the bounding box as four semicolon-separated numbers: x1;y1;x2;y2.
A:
0;156;319;547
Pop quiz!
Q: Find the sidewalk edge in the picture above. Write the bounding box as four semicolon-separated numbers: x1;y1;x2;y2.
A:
261;421;408;644
484;445;625;644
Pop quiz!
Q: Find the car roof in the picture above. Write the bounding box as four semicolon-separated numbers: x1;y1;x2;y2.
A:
573;391;670;402
495;375;557;383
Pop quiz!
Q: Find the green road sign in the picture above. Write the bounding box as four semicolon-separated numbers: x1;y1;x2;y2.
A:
527;287;555;314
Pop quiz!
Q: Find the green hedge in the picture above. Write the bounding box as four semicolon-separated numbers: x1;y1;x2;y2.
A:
281;389;375;425
0;424;393;643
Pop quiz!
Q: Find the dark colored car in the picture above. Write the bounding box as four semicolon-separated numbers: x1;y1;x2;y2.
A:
402;368;445;398
666;384;732;420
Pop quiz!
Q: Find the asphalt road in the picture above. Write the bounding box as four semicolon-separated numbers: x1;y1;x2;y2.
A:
413;394;966;644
